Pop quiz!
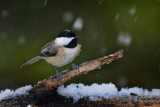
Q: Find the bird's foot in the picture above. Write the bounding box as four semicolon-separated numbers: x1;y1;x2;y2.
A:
71;64;79;70
55;67;61;81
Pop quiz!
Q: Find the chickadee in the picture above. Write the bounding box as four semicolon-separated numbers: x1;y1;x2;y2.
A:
21;29;81;80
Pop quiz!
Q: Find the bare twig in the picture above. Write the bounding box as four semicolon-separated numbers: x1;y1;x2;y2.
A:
30;50;124;93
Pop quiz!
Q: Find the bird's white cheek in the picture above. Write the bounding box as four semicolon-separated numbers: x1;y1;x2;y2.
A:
55;37;73;46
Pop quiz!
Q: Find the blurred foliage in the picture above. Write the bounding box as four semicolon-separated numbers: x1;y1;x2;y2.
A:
0;0;160;90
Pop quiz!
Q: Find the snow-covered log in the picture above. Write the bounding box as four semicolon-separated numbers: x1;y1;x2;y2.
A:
1;50;159;106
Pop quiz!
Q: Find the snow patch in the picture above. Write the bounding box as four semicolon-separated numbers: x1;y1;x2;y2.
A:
151;89;160;97
58;83;117;102
73;17;83;31
0;85;32;101
119;87;149;97
57;83;160;102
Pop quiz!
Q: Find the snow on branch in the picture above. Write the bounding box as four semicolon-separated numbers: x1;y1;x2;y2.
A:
0;85;32;101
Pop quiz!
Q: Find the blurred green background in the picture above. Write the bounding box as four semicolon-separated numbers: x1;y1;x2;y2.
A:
0;0;160;90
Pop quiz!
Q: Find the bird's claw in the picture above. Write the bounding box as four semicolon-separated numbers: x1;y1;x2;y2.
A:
71;64;79;70
55;67;61;81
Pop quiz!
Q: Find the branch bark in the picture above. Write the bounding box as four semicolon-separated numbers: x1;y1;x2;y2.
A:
30;50;124;93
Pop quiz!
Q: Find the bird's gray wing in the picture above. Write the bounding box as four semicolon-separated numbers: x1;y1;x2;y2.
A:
21;40;58;68
40;41;60;57
41;40;54;50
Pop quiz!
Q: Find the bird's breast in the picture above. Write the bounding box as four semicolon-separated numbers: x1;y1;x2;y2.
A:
43;44;81;67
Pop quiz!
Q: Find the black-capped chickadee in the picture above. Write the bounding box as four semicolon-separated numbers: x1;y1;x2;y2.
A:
21;29;81;80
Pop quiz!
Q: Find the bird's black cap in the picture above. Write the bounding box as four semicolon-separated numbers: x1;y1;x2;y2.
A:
57;29;77;38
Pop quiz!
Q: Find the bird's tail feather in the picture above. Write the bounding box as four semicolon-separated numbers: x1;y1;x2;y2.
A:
21;56;42;68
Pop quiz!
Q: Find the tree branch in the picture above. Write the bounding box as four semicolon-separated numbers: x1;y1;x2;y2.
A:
30;50;124;93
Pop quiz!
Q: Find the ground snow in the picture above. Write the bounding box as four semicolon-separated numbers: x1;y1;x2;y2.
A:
58;83;117;101
1;83;160;102
57;83;160;102
0;85;32;101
